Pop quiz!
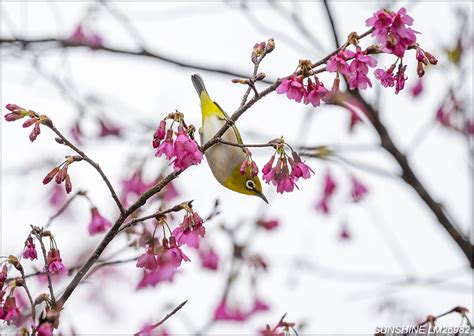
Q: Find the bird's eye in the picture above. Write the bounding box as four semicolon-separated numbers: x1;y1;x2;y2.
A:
246;180;255;190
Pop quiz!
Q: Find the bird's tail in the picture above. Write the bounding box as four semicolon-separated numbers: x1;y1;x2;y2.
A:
191;74;208;96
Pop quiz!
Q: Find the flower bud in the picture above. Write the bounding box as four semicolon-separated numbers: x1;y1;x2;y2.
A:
22;118;37;128
65;174;72;194
43;167;60;185
265;38;275;53
255;72;266;81
424;51;438;65
29;123;41;142
417;61;425;77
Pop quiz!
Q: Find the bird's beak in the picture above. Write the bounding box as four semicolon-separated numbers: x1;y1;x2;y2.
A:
256;191;269;204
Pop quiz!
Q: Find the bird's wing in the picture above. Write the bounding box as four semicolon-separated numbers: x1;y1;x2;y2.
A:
214;101;243;145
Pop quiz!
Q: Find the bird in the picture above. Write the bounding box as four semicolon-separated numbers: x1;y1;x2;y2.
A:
191;73;268;203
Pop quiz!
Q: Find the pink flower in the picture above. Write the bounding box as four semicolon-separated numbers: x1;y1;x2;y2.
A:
250;299;270;314
339;225;351;241
98;119;121;137
257;219;279;231
37;322;53;336
23;236;38;260
49;184;66;209
351;176;369;202
137;264;176;289
214;299;247;322
290;152;314;180
136;246;159;271
260;325;285;336
153;120;167;148
304;78;329;107
263;156;298;194
155;130;175;160
315;170;337;215
121;169;153;206
163;237;190;269
366;9;393;42
88;207;112;235
70;121;83;144
276;75;306;103
326;50;351;76
374;64;396;88
1;296;20;325
345;48;377;90
240;157;259;178
394;64;408;94
67;25;86;44
172;128;203;171
410;78;423;97
172;212;205;249
199;248;219;270
262;155;276;183
46;249;66;274
277;175;296;193
68;24;103;48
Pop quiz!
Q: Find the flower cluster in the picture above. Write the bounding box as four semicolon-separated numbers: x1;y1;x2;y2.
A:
42;156;82;194
366;8;418;57
172;210;206;249
327;47;378;91
88;207;112;235
136;236;190;288
153;112;203;172
4;104;52;142
262;139;314;194
277;72;329;107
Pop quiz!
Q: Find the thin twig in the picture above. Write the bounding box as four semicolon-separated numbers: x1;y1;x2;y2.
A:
134;300;188;336
217;139;276;149
47;124;125;214
45;190;84;228
119;200;192;232
18;268;36;322
35;234;56;306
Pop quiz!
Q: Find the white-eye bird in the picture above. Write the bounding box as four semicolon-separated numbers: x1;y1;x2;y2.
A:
191;74;268;203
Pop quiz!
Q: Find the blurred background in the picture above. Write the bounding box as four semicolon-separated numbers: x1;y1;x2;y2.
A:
1;1;472;334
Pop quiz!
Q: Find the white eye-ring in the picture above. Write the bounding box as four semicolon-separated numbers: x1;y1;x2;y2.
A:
246;180;255;190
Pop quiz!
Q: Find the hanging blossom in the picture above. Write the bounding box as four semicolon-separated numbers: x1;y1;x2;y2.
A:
315;169;337;215
1;295;21;326
67;23;103;48
88;207;112;235
214;297;269;322
153;112;202;172
199;248;219;271
262;139;313;194
350;175;369;202
46;248;66;274
172;210;205;249
136;235;190;289
22;236;38;260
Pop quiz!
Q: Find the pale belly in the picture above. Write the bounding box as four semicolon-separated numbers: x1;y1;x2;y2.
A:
201;115;245;184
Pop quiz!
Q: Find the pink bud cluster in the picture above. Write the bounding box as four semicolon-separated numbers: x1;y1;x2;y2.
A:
262;141;314;194
4;104;50;142
42;156;82;194
153;113;203;172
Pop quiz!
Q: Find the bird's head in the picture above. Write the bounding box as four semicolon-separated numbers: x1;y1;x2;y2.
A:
223;165;268;203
